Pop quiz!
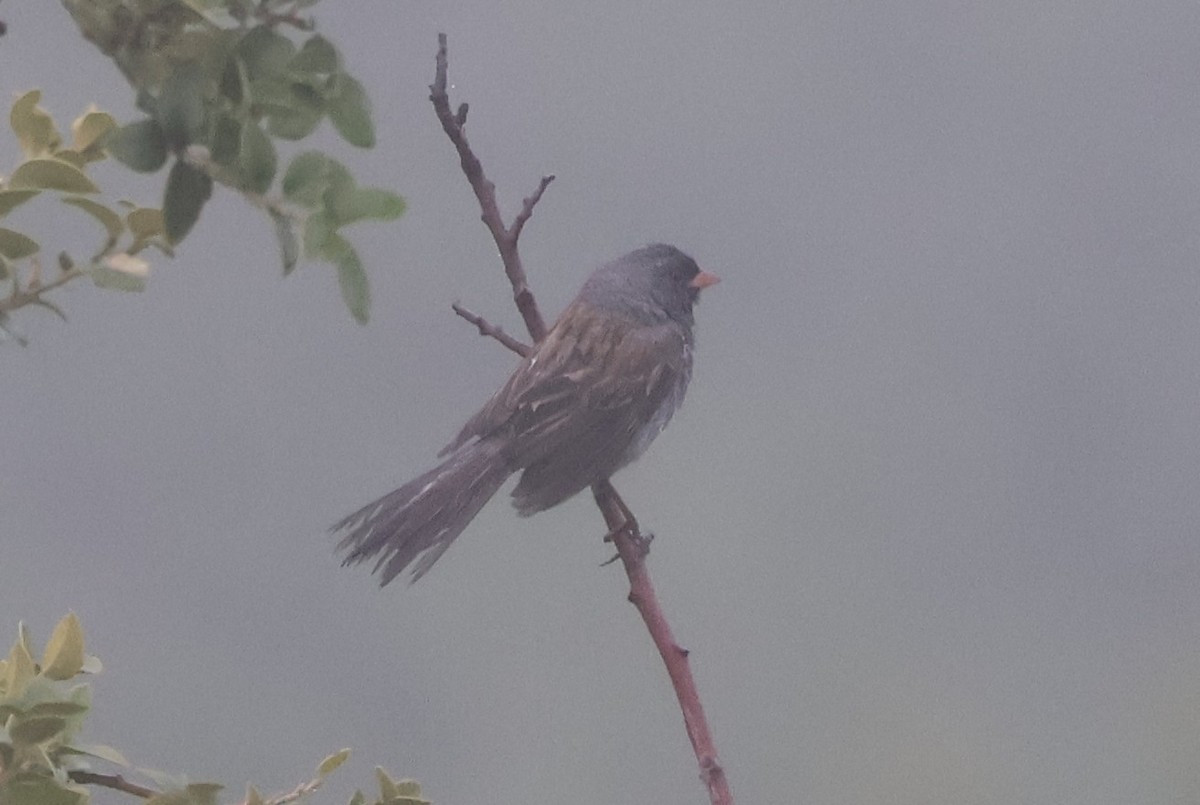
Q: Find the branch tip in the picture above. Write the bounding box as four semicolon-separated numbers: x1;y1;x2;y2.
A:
451;301;531;357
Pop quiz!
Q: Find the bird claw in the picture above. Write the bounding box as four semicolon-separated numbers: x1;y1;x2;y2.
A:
600;528;654;566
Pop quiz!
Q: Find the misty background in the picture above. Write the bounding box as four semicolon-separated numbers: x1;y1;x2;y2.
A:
4;3;1200;803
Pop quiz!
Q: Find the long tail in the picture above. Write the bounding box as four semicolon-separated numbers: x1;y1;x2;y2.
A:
332;439;509;585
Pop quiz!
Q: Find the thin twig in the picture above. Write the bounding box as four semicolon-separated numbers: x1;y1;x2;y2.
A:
511;175;556;244
0;267;85;315
68;771;157;799
451;302;531;357
259;777;323;805
251;0;314;30
429;33;552;342
428;34;733;805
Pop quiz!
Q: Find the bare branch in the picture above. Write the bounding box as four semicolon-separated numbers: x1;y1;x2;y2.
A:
451;302;531;357
428;33;549;342
68;771;157;799
259;777;323;805
511;175;556;243
0;266;86;315
429;34;733;805
592;480;731;804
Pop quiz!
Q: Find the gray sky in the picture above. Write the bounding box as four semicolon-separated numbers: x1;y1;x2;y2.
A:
4;3;1200;804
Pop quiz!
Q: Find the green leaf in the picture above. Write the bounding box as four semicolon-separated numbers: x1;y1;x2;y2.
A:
135;88;158;116
253;73;324;140
347;791;366;805
327;233;369;324
219;56;249;107
137;770;189;796
157;63;208;149
178;0;241;28
237;120;277;194
373;771;429;805
271;210;299;275
375;768;400;801
39;613;85;680
245;74;294;109
127;207;167;254
71;107;117;155
4;630;37;697
291;35;340;74
9;715;67;745
67;743;130;766
68;681;93;710
106;119;168;172
10;90;61;157
10;158;99;193
329;187;405;227
317;748;351;777
0;228;40;260
338;255;369;323
288;81;326;111
328;73;374;147
392;780;425;798
50;149;88;169
210;114;242;165
184;783;224;805
302;210;334;257
62;197;124;241
91;253;149;292
0;189;40;216
163;160;213;244
266;102;323;140
143;783;224;805
283;151;334;206
237;26;296;80
25;701;88;717
0;777;87;805
245;785;265;805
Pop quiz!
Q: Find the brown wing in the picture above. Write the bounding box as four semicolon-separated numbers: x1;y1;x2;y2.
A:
438;297;596;456
440;299;691;486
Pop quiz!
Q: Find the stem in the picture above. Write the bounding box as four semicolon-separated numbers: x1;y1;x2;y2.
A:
428;34;733;805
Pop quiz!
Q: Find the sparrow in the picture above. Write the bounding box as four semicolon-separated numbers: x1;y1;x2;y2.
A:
332;243;719;585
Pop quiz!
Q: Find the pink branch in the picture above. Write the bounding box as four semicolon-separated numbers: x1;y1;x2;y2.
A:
68;771;157;799
429;35;733;805
429;33;552;343
593;481;731;803
451;301;531;357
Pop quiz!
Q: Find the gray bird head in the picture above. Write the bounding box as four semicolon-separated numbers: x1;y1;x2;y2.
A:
579;244;716;329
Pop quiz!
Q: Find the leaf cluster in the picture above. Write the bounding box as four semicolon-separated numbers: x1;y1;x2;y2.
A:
0;91;169;340
0;613;109;805
0;615;431;805
68;0;404;323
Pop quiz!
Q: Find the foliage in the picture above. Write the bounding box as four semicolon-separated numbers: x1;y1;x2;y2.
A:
0;615;430;805
0;91;167;341
0;612;114;805
1;0;403;336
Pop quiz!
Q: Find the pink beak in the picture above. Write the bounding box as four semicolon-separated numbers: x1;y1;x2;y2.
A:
690;270;721;290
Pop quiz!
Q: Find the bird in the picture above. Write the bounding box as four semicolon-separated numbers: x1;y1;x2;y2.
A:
332;243;719;585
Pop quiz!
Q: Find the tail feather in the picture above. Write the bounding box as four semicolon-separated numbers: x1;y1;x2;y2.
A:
332;440;509;585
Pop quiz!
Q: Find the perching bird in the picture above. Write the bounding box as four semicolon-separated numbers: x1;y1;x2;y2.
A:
332;244;719;584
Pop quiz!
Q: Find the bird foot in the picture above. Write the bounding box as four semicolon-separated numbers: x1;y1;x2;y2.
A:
600;528;654;566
